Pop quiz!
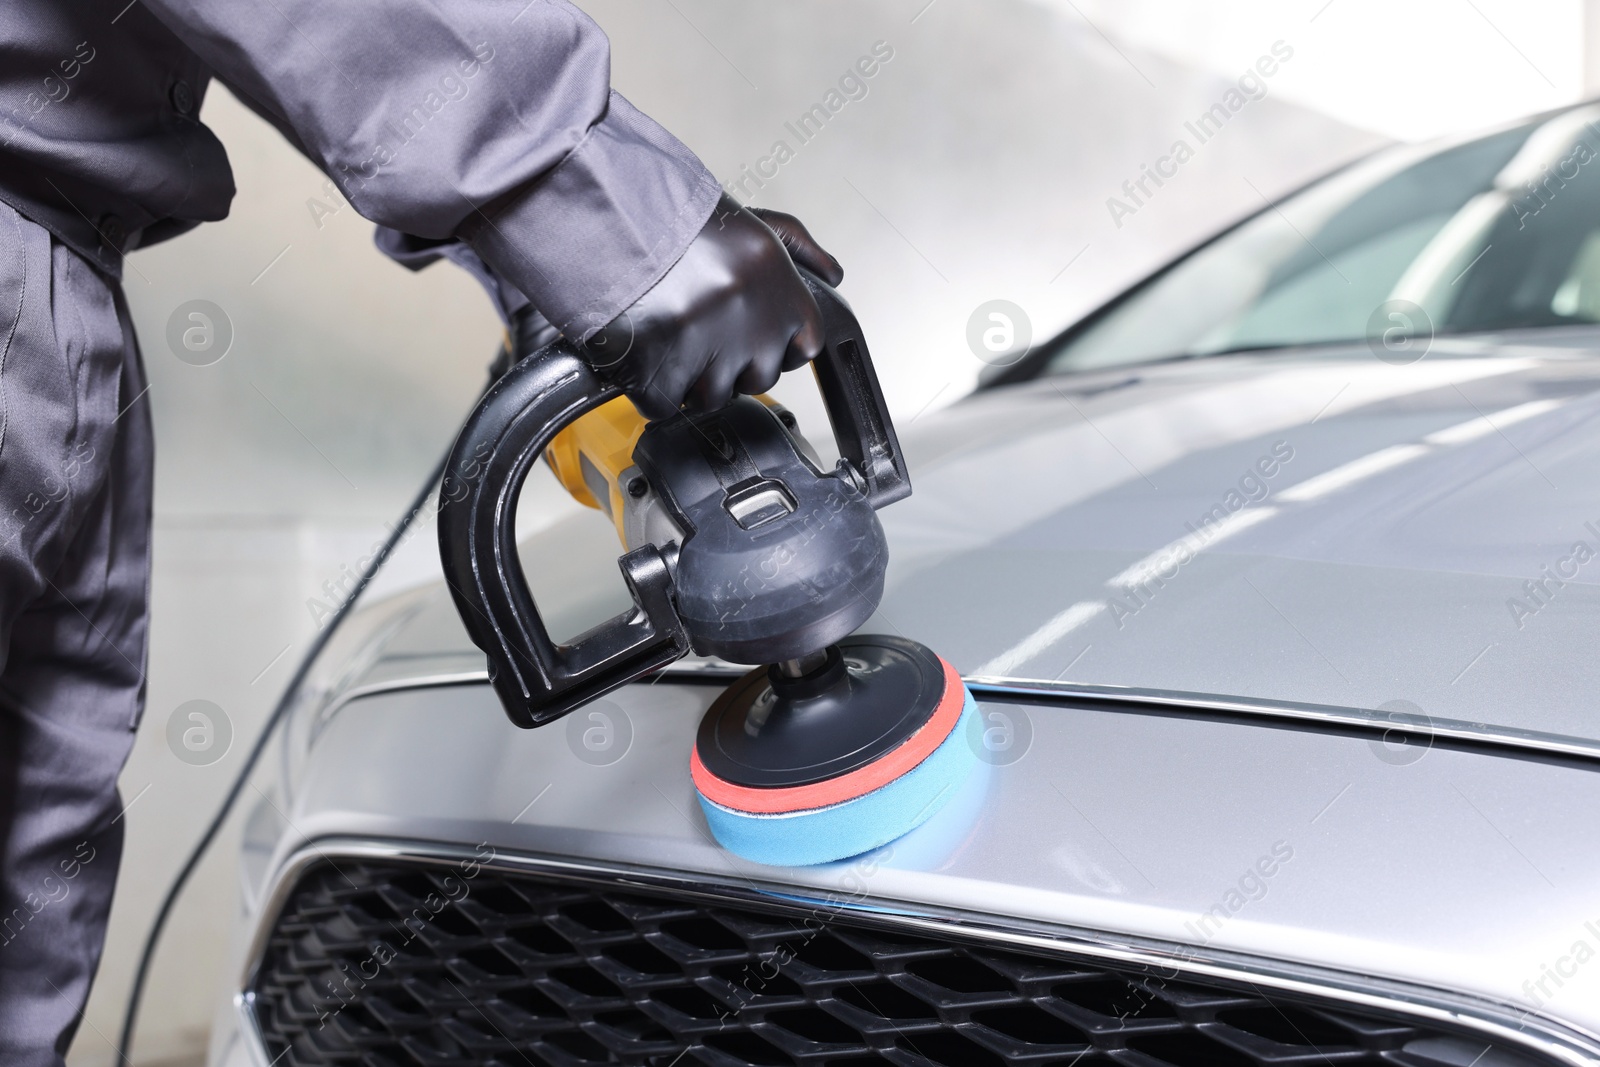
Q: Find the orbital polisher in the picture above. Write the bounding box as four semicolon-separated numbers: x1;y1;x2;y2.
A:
438;274;977;866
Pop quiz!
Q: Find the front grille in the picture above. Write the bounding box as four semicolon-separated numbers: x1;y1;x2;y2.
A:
249;858;1542;1067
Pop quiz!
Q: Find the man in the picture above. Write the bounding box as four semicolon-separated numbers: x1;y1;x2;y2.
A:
0;1;842;1060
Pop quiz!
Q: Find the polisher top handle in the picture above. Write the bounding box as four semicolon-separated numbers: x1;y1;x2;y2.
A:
801;271;912;508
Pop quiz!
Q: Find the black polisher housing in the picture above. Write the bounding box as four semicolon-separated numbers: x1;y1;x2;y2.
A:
437;270;912;727
633;398;888;664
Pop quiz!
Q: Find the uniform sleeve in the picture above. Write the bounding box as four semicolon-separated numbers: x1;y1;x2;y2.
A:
142;0;722;339
373;227;531;325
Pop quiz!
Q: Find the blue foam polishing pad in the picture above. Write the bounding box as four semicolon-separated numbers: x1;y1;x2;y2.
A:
695;686;980;867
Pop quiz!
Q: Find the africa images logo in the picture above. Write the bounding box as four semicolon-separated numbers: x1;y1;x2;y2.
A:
1106;41;1294;228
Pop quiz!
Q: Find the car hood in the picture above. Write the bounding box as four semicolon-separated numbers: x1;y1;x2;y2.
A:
374;328;1600;748
256;330;1600;1060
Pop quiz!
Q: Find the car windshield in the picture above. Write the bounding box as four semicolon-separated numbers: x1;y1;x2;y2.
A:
1043;105;1600;375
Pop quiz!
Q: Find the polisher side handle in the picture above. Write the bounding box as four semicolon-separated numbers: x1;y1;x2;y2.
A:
801;271;912;509
438;341;690;728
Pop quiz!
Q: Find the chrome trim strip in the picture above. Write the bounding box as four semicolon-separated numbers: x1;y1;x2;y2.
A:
966;677;1600;766
236;837;1600;1067
319;656;749;719
328;668;1600;768
233;990;269;1067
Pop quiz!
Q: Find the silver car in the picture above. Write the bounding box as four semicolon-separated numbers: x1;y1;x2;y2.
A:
212;101;1600;1067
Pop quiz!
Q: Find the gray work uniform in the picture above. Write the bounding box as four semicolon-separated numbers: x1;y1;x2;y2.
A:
0;0;720;1061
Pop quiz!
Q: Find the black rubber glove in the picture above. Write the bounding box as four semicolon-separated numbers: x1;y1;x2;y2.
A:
584;196;845;420
749;206;845;290
494;304;563;381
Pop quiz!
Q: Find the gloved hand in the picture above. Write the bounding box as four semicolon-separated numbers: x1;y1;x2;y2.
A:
584;195;844;419
494;303;563;382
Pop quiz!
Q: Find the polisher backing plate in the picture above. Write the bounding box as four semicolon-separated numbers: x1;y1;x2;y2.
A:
691;635;978;866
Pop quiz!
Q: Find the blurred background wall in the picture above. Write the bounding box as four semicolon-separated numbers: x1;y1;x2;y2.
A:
64;0;1586;1062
